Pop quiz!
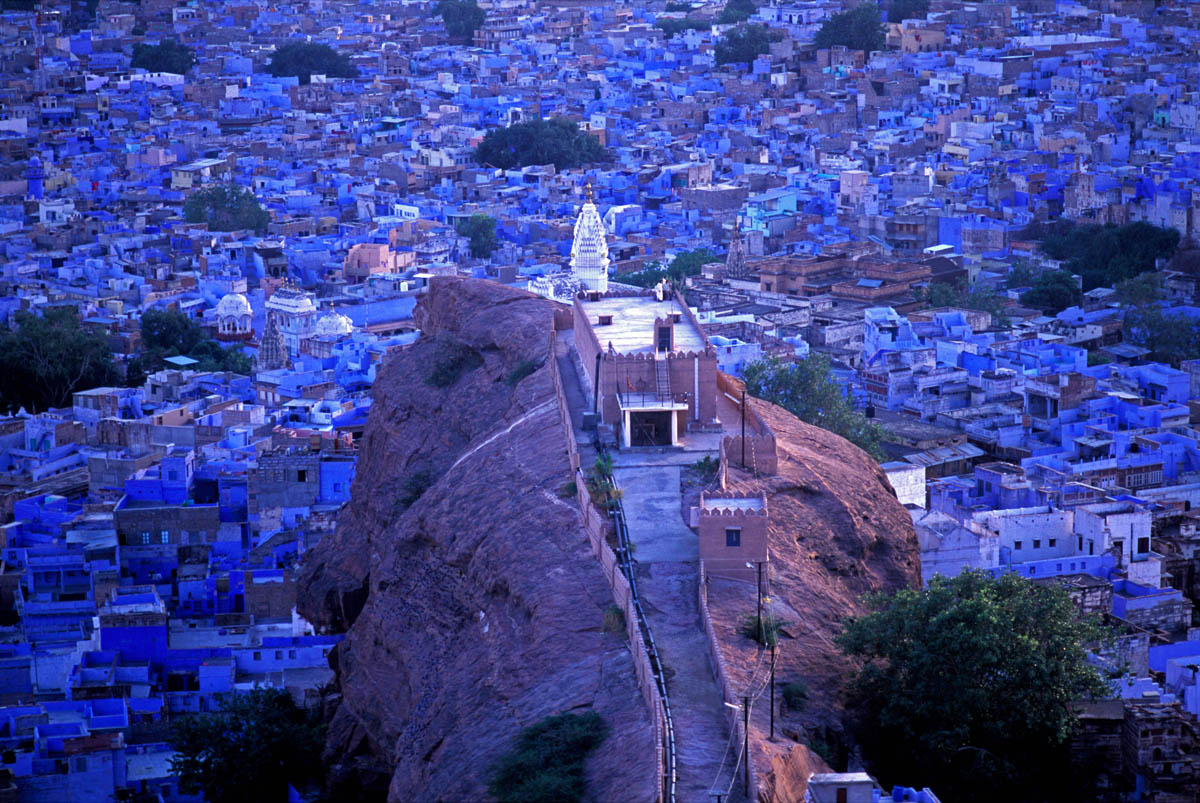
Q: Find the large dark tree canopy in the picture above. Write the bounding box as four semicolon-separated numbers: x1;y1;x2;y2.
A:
838;570;1113;802
266;41;357;84
887;0;929;22
456;213;498;259
183;184;270;234
131;39;195;74
435;0;486;41
475;117;606;170
0;308;119;413
718;0;757;24
1037;220;1179;291
140;309;253;375
814;3;885;52
1019;269;1083;313
171;688;324;803
715;24;775;66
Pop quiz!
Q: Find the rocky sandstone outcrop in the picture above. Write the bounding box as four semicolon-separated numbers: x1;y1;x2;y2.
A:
706;396;922;802
297;277;655;801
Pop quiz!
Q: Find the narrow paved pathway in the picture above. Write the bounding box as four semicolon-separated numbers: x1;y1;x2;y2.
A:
556;330;740;802
614;467;742;803
613;466;697;563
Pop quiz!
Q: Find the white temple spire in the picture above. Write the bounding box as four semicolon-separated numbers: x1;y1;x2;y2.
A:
570;183;609;293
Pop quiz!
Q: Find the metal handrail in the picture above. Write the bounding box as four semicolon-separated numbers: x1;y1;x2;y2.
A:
596;440;677;803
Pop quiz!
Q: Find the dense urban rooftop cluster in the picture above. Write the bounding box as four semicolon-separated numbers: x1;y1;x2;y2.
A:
4;0;1200;799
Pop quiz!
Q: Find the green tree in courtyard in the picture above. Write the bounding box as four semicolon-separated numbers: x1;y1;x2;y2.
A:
131;39;195;74
171;688;325;803
656;16;709;37
715;24;774;66
183;184;270;234
266;41;358;84
814;3;885;52
475;117;606;170
887;0;928;22
1019;270;1082;314
742;354;885;460
922;280;1010;327
1005;259;1039;290
140;309;253;375
435;0;486;41
1114;271;1166;308
456;213;499;259
1038;220;1179;291
718;0;757;24
141;308;206;355
621;248;721;288
838;570;1113;803
1116;273;1200;366
0;308;119;413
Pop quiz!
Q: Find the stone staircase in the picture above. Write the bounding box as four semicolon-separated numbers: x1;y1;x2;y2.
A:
656;357;671;401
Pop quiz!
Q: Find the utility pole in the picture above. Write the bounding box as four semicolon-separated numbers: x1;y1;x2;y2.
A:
770;638;776;740
740;389;746;466
756;561;763;638
742;695;750;796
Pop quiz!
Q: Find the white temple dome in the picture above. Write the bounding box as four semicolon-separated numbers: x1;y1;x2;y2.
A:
314;310;354;337
570;187;610;293
266;285;317;315
215;292;252;318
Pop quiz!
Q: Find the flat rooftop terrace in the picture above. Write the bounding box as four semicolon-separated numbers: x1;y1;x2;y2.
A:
701;496;765;512
580;296;707;355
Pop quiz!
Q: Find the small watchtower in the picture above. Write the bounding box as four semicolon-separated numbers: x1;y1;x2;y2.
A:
698;492;768;582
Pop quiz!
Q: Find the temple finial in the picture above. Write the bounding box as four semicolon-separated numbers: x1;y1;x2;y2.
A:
585;181;593;202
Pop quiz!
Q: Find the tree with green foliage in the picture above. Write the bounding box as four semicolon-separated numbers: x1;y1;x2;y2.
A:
656;16;710;37
742;354;886;460
715;23;773;66
670;248;722;279
456;213;498;259
718;0;757;24
141;308;206;355
140;309;253;375
131;39;195;74
1039;220;1179;291
814;3;885;52
188;339;254;374
621;248;721;288
489;712;609;803
1116;273;1200;366
923;280;1010;327
1019;270;1082;314
266;41;357;85
1124;308;1200;367
1114;271;1166;308
887;0;928;22
435;0;486;41
123;356;148;389
838;570;1113;802
171;688;325;803
1005;260;1039;290
0;308;119;413
183;184;270;234
475;117;606;170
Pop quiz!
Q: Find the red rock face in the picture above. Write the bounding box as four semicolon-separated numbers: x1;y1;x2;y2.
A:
297;278;656;802
709;397;922;802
